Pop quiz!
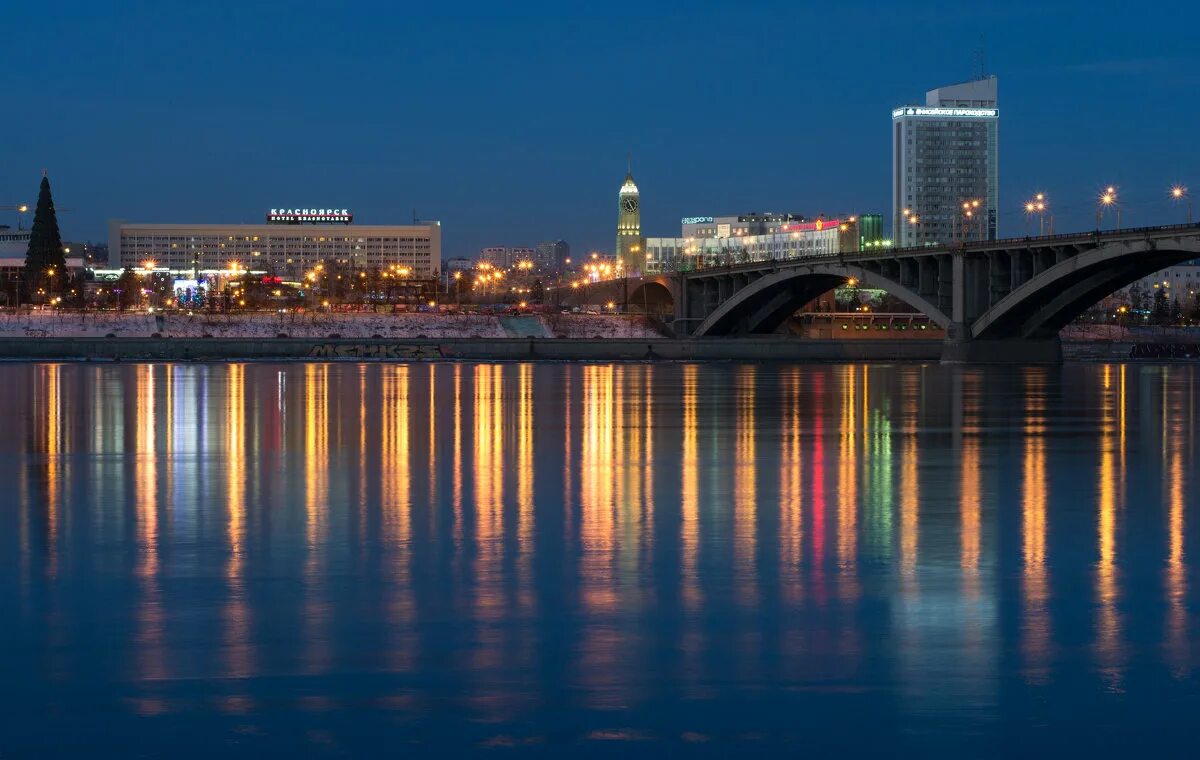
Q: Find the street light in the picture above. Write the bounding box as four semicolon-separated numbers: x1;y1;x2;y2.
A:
1097;186;1119;230
1024;193;1049;235
958;199;982;241
1170;185;1192;224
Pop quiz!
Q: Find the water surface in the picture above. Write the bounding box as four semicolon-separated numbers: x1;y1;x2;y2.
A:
4;361;1198;755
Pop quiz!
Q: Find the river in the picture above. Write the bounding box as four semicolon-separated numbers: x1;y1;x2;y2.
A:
3;361;1197;755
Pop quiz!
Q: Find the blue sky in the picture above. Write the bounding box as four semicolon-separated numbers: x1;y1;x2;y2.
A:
3;0;1198;257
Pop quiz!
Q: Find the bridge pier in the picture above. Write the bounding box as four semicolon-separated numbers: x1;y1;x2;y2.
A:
941;333;1062;364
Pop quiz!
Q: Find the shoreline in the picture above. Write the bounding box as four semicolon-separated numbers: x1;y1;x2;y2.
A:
0;336;942;362
0;336;1155;363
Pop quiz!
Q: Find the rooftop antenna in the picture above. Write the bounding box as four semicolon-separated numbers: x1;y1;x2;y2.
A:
975;36;988;80
627;152;632;175
412;207;417;224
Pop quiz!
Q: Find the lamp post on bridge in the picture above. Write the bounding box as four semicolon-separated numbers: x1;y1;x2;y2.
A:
1171;185;1192;224
1097;186;1120;230
1024;193;1048;236
959;199;982;242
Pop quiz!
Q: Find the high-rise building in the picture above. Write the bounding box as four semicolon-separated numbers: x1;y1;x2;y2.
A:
616;170;641;269
535;240;570;270
892;76;998;248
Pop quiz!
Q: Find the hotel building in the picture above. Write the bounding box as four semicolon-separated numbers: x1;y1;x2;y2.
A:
110;212;441;279
892;76;998;247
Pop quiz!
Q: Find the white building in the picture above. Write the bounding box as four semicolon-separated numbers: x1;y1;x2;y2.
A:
645;217;859;273
478;247;508;267
111;217;441;279
680;212;806;240
1128;264;1200;304
0;227;31;258
893;76;999;247
477;246;537;268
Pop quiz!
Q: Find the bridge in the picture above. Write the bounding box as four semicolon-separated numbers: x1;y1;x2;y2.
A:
570;223;1200;362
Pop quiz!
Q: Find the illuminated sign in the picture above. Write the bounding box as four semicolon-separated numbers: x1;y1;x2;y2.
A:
779;218;845;233
267;208;353;225
891;107;998;119
681;216;714;224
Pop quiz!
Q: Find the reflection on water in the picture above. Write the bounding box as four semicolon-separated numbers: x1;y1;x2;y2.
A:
4;361;1200;755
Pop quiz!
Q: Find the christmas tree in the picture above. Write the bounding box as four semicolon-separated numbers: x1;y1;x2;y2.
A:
23;173;67;297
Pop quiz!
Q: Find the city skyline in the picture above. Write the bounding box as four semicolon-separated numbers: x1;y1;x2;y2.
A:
3;2;1199;257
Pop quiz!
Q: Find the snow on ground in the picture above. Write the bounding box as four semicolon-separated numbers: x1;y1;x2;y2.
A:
1060;324;1200;341
0;311;668;339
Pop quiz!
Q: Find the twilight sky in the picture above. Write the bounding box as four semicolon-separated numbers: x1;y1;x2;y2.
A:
3;0;1198;258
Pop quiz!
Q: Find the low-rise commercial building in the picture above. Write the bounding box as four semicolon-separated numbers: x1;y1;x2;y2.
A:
645;217;860;273
680;212;806;240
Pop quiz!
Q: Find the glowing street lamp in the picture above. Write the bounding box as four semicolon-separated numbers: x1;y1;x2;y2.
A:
1024;193;1049;235
1170;185;1192;224
908;213;922;247
1097;186;1119;230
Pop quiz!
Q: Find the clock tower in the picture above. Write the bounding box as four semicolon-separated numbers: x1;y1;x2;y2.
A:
615;168;641;271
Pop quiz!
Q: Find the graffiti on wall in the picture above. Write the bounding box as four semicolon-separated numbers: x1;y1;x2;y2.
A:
307;343;450;359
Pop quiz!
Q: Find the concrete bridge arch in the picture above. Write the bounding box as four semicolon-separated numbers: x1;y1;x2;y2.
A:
970;239;1200;340
691;263;950;337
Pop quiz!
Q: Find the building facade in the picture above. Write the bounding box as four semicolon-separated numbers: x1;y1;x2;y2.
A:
892;76;998;247
616;172;641;269
680;212;806;240
1127;264;1200;305
508;247;536;267
645;218;860;274
535;239;570;270
478;246;539;268
111;219;441;279
477;247;508;267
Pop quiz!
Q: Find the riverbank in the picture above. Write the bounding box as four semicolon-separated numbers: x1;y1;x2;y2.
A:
0;335;1168;362
0;336;945;362
0;312;1184;362
0;311;668;339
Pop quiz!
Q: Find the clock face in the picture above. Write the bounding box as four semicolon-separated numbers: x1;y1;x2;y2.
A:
622;197;639;214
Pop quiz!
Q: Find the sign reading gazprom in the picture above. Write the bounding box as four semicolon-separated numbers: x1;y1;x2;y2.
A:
681;216;714;225
267;208;353;225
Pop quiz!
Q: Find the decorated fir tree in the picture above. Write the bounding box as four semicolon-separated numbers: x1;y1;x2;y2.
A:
23;173;68;297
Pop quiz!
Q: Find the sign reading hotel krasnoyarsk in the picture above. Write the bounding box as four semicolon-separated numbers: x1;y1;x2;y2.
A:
267;208;353;225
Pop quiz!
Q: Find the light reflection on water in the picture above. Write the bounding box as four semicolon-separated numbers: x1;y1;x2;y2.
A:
4;361;1200;755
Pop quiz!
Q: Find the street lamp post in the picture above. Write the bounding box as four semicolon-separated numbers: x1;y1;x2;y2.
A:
1024;193;1048;236
960;199;982;241
908;214;921;247
1171;185;1193;224
1097;187;1119;230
